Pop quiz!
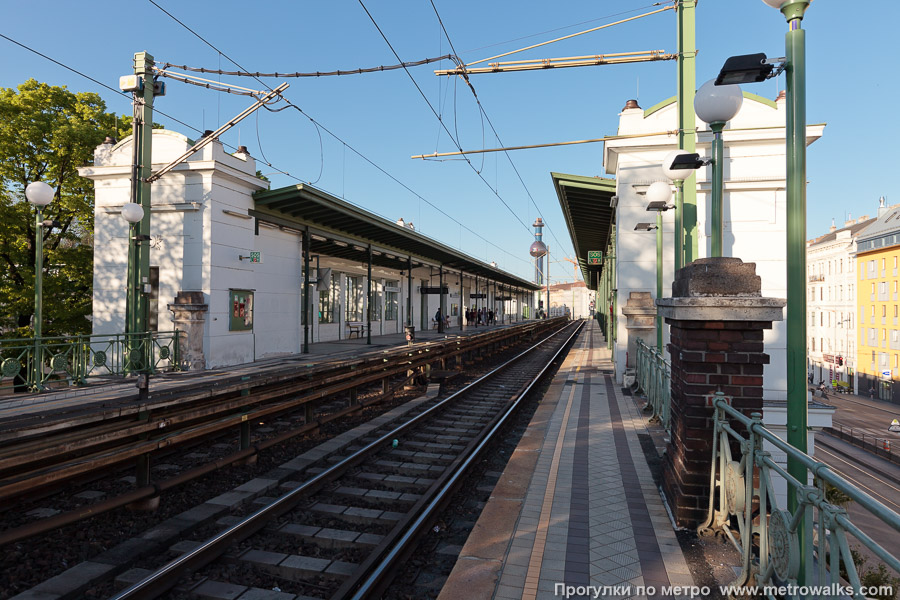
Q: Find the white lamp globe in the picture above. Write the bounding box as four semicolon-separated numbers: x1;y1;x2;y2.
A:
694;79;743;124
761;0;785;8
647;181;672;205
25;181;54;207
662;150;695;181
121;202;145;224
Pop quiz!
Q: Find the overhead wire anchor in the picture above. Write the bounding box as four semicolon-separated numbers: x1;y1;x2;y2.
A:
146;82;289;183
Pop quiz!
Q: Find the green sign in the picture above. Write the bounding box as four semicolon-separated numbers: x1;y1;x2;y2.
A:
587;251;603;265
249;251;261;263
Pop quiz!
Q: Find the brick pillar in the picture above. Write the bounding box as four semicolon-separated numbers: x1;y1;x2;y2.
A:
656;258;785;528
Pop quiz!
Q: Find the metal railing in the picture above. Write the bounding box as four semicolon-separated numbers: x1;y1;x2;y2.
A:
701;392;900;599
827;424;899;467
634;338;671;431
0;331;181;391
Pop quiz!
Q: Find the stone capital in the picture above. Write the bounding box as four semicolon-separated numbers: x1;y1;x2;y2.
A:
657;297;786;322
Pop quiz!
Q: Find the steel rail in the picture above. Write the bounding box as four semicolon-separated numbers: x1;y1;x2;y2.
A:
0;321;559;500
343;320;584;599
110;320;576;600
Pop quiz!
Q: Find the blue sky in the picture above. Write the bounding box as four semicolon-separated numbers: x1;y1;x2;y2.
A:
3;1;897;283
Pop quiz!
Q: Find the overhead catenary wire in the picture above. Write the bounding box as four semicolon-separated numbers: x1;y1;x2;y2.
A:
355;0;533;235
463;4;675;68
157;54;458;78
146;0;532;268
153;67;269;96
459;2;671;55
428;0;571;256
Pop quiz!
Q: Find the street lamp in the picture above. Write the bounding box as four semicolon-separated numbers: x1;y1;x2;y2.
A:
646;181;675;352
662;150;697;272
694;79;743;257
25;181;54;391
121;202;146;374
714;0;811;577
720;0;810;540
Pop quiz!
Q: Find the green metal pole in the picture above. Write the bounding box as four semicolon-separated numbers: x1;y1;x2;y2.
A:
367;245;373;344
710;122;725;257
677;0;698;263
674;180;684;271
303;228;310;353
33;206;44;390
656;212;663;352
130;52;155;371
782;0;810;573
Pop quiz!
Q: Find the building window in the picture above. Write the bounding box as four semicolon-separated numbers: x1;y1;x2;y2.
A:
884;305;888;318
346;275;364;321
882;258;886;271
319;273;339;324
384;280;399;321
811;338;815;351
368;281;383;321
872;305;876;317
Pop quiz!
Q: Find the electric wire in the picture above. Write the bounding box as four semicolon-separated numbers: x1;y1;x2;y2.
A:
157;54;458;78
0;30;320;197
428;1;572;257
355;0;532;234
459;2;671;55
153;67;267;96
0;32;204;138
146;0;531;268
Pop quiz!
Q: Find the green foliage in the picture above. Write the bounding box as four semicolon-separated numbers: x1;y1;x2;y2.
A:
255;170;270;183
849;548;900;600
824;482;854;508
0;79;120;337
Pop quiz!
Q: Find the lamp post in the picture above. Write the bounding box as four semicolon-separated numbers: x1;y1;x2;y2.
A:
662;150;696;271
25;181;54;391
694;79;743;257
121;202;146;373
713;0;811;557
645;181;676;352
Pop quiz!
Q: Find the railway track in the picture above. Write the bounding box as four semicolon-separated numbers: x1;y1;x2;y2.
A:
107;319;582;599
0;320;562;547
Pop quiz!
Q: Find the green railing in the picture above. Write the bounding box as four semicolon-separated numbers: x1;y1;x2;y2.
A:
0;331;181;391
634;338;671;432
702;392;900;598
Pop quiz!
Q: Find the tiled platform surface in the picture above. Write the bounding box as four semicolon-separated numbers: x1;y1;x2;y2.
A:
440;320;694;599
0;319;524;423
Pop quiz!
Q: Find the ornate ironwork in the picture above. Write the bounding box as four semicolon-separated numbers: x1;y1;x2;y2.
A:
701;392;900;597
0;331;181;391
634;338;671;431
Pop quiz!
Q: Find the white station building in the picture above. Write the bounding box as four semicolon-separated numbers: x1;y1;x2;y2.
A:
79;130;542;369
605;92;825;405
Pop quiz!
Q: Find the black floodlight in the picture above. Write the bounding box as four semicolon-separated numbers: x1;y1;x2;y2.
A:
646;201;675;212
715;53;774;86
669;153;711;170
634;222;658;231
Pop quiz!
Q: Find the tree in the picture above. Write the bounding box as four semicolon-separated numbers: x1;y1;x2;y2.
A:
0;79;117;337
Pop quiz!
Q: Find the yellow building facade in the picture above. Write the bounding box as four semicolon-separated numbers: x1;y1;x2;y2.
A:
856;210;900;402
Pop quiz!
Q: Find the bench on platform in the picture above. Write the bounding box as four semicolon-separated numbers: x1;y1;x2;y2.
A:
346;321;366;339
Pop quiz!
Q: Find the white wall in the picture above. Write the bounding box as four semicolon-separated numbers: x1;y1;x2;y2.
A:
605;95;825;405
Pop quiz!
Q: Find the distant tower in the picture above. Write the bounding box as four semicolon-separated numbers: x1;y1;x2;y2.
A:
529;218;548;285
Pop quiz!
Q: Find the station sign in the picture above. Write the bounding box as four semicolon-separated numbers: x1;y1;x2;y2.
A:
469;293;487;299
882;369;892;380
420;286;449;294
587;250;603;265
823;354;834;364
